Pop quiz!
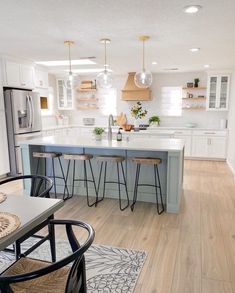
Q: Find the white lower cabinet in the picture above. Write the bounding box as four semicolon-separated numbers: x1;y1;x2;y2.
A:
192;131;227;159
0;112;10;175
175;135;192;157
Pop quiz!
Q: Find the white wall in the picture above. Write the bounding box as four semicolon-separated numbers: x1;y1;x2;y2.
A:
227;70;235;176
58;71;227;128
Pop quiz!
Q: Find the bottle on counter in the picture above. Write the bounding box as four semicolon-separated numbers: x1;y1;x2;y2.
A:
116;128;122;141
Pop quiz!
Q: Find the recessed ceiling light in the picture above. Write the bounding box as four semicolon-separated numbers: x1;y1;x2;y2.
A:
35;59;96;66
152;61;158;65
183;5;202;14
204;64;210;68
190;48;200;52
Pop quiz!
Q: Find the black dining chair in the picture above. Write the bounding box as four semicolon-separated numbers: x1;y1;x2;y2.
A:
0;175;54;261
0;219;95;293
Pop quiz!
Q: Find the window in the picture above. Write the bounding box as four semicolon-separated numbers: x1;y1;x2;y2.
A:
159;87;182;116
98;88;117;116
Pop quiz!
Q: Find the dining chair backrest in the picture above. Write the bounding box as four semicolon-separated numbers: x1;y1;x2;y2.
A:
0;219;95;293
0;175;53;198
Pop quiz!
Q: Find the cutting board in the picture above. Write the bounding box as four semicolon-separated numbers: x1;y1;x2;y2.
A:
117;112;127;127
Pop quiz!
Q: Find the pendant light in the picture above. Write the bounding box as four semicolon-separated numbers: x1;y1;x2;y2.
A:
64;40;74;89
96;38;112;89
134;36;153;88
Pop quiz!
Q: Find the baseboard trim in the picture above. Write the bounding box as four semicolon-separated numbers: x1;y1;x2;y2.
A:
227;160;235;180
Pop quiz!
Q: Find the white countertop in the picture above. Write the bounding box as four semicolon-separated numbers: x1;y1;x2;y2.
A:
42;124;227;132
20;135;185;152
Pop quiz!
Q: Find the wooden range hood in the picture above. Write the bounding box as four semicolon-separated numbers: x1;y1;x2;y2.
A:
122;72;151;101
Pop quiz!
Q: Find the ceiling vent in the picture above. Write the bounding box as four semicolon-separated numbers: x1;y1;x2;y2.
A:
122;72;151;101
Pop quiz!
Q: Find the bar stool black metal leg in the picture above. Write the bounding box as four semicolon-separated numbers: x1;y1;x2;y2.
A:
84;160;91;207
155;164;164;214
88;159;100;207
116;162;122;210
35;157;40;174
72;160;76;198
120;162;129;210
103;162;107;199
51;157;57;199
57;157;70;200
131;163;141;211
63;159;71;200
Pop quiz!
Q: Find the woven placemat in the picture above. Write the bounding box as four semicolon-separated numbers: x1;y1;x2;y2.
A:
0;192;7;204
0;212;21;238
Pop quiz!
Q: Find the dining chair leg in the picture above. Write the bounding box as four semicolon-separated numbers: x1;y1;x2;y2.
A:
48;215;56;262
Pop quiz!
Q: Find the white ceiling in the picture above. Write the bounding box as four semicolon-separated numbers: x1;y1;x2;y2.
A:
0;0;235;74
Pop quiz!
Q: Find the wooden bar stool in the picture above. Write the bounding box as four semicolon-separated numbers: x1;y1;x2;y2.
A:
131;157;164;214
62;153;98;206
96;155;129;211
33;152;69;199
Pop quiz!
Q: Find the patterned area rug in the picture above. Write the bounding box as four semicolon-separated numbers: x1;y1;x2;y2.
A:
0;238;147;293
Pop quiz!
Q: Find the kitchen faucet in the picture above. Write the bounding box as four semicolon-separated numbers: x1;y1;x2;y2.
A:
108;114;114;141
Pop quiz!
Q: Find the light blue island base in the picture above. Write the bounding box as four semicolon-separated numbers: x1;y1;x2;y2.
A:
20;137;184;213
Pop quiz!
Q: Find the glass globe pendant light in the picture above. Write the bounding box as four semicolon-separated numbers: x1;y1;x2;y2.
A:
96;38;112;89
64;40;75;89
134;36;153;88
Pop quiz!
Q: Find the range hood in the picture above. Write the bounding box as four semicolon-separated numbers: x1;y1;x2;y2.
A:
122;72;151;101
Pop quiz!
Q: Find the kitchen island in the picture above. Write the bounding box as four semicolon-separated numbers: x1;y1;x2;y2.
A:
20;136;184;213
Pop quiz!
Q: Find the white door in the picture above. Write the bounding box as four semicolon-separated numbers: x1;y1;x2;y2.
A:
208;137;227;159
192;136;208;157
207;76;219;110
0;111;10;175
5;60;21;87
20;65;35;88
218;75;230;110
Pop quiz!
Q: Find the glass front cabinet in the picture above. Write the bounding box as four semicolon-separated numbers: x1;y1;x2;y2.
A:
57;79;74;110
207;74;230;111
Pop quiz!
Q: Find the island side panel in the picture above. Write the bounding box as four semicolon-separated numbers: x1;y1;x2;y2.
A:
166;150;184;213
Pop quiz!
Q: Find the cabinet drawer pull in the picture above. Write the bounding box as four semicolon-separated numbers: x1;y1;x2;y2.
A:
204;132;216;134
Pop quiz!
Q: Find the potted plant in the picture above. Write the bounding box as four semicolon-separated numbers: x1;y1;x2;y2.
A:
130;102;148;129
194;78;200;87
149;115;161;127
93;127;105;141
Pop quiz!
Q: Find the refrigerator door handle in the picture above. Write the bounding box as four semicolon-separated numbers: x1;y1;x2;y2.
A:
26;95;31;128
27;95;32;128
29;95;34;128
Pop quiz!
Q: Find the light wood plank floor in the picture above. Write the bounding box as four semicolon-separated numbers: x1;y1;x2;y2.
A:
2;160;235;293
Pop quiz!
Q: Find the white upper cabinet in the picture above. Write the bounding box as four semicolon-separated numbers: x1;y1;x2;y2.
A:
57;79;73;110
20;64;35;88
206;74;230;111
35;68;48;89
3;59;35;89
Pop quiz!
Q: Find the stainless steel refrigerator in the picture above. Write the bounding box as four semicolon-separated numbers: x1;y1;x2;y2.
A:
4;89;42;175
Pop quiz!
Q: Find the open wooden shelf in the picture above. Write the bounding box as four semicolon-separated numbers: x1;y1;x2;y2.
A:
77;105;99;110
182;87;207;90
182;97;206;100
182;107;206;110
76;88;97;92
77;98;98;102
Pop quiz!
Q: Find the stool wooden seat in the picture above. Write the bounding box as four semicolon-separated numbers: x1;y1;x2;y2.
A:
62;153;93;161
96;155;125;162
62;153;98;207
33;152;68;200
33;152;62;158
131;156;164;214
131;157;162;165
96;155;129;211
